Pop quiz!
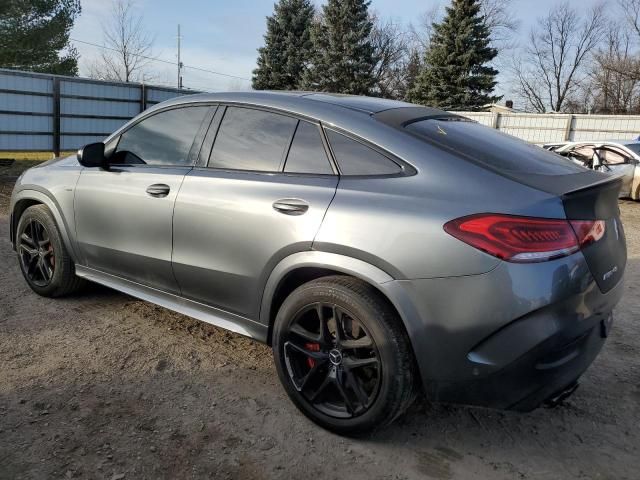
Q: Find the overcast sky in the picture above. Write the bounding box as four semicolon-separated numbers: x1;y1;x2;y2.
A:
70;0;606;95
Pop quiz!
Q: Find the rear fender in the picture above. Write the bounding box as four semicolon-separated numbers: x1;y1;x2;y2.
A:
259;251;430;383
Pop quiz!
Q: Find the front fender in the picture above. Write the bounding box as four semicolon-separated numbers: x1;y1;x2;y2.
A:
10;188;79;263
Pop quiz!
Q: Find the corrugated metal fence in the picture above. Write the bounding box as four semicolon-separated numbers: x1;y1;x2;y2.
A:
0;68;198;155
456;111;640;144
4;67;640;155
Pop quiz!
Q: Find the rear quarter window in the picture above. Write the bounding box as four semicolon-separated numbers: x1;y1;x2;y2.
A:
326;130;402;176
406;119;586;175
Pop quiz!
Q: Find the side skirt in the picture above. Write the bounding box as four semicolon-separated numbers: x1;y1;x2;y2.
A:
75;265;268;342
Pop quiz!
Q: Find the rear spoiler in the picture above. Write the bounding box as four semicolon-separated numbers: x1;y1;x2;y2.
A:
561;175;623;220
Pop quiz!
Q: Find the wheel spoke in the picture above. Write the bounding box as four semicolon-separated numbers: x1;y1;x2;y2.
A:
344;369;369;407
284;341;327;362
308;372;333;403
20;232;36;249
299;363;325;391
41;259;53;280
19;244;38;258
341;336;373;350
289;323;320;343
37;259;49;280
343;356;379;370
27;256;39;277
335;370;356;415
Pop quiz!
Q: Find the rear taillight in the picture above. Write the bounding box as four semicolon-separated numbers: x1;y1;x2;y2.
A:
444;214;606;263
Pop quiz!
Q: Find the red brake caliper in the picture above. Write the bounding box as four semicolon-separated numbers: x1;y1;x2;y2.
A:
305;343;320;368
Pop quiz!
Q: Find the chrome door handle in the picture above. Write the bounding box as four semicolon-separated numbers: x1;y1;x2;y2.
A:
272;198;309;215
146;184;170;197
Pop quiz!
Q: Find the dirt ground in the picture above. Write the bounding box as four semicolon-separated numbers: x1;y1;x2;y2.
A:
0;172;639;480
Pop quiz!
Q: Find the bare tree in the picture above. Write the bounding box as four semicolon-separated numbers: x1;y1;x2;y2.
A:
590;24;640;113
512;2;606;112
88;0;155;82
594;0;640;82
370;14;410;99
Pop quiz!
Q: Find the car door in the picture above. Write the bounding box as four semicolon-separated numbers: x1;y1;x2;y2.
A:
74;105;212;293
595;146;635;197
172;106;338;319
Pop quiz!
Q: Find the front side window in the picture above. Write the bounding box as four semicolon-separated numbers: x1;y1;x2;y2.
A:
599;148;628;165
284;121;333;174
209;107;297;172
113;106;208;166
326;130;401;175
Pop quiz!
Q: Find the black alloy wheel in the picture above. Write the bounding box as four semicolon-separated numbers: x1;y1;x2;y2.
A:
16;205;85;297
18;218;55;287
283;302;381;418
273;276;416;435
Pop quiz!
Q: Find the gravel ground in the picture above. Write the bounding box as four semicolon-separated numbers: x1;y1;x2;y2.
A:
0;175;639;480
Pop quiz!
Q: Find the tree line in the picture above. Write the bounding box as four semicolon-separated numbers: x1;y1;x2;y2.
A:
252;0;500;110
5;0;640;113
253;0;640;113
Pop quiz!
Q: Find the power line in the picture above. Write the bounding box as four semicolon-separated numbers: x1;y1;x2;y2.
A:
70;37;251;82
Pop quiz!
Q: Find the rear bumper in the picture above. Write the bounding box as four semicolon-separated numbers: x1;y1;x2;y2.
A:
385;251;625;411
433;312;611;411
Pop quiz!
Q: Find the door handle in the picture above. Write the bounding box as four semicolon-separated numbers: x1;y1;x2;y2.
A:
146;184;170;197
273;198;309;215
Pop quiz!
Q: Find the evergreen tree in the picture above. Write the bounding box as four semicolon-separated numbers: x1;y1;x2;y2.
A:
252;0;315;90
302;0;376;95
0;0;81;75
408;0;501;110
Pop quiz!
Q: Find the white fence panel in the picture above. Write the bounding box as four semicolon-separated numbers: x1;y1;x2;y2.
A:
456;111;640;144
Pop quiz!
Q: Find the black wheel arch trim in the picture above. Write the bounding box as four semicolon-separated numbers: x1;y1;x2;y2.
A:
10;186;79;264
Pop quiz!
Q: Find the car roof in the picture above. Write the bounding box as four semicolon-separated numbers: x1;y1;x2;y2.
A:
156;91;417;115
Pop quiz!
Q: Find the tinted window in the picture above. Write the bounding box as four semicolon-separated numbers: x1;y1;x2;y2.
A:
326;130;401;175
210;107;297;171
406;119;586;175
113;107;208;166
284;121;333;174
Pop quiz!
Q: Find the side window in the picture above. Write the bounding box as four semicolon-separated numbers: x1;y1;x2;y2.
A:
284;121;333;174
209;107;297;172
326;130;401;175
599;148;627;165
113;107;208;166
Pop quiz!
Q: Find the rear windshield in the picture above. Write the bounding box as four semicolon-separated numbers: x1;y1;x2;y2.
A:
406;119;586;175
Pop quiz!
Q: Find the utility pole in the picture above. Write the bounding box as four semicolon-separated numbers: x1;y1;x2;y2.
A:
177;24;183;89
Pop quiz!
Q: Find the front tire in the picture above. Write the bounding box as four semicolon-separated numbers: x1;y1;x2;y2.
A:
16;205;85;297
272;275;416;435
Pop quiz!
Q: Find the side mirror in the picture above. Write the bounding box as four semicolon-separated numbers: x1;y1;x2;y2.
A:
77;142;107;168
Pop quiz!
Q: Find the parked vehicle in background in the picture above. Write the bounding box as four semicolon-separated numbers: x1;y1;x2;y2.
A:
9;92;627;434
541;142;569;152
551;140;640;200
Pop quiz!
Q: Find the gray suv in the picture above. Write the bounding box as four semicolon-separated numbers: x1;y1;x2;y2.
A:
10;92;626;434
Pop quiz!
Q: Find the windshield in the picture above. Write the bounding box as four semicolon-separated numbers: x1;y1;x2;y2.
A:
405;119;586;176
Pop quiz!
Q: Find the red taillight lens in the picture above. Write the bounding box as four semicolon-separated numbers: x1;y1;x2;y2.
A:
444;214;606;263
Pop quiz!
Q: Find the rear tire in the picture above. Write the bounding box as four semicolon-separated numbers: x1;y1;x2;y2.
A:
16;205;85;297
272;275;416;435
